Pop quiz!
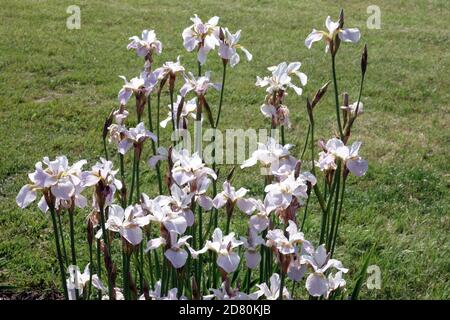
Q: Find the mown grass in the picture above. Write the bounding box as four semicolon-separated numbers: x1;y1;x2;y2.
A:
0;0;449;299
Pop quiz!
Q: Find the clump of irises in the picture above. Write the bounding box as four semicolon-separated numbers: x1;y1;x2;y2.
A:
16;9;369;300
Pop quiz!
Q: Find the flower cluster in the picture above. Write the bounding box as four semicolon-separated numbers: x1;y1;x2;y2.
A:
16;9;369;301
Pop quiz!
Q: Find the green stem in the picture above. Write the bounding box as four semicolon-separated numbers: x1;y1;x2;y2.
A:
49;206;68;299
259;239;265;284
99;205;114;299
291;281;296;299
246;269;252;293
119;154;126;208
122;249;130;300
147;95;163;195
310;121;327;214
128;152;136;206
68;209;78;299
278;271;285;300
300;196;310;232
136;154;140;203
225;213;232;235
96;239;102;300
327;165;342;250
156;92;161;148
281;125;285;145
139;244;144;293
215;62;227;129
57;212;68;266
103;138;109;161
87;242;93;300
169;89;175;132
198;206;203;293
300;124;310;160
331;54;344;139
331;177;346;257
319;169;339;245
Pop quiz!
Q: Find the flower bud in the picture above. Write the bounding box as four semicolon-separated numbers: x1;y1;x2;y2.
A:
311;81;330;109
87;219;94;247
361;44;368;76
306;98;314;125
135;91;147;121
294;160;302;179
226;166;236;182
338;9;344;28
102;108;114;141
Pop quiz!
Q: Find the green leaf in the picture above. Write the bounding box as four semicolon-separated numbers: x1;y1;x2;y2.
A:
350;245;375;300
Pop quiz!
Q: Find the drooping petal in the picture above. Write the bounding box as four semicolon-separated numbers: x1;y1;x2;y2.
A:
287;260;307;282
213;194;227;209
16;185;37;208
346;159;368;177
240;47;252;61
306;273;328;297
339;28;361;43
230;52;240;67
145;237;166;252
249;215;269;232
197;195;213;211
37;196;49;213
236;198;256;214
51;180;74;200
164;215;187;235
217;252;240;273
118;88;132;105
120;226;143;246
118;139;133;155
245;251;261;269
305;29;324;49
165;249;188;269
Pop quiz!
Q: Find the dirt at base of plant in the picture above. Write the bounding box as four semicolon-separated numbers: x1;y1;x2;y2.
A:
0;288;63;300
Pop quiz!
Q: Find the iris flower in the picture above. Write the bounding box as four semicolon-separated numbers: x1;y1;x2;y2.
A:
305;15;360;52
196;228;243;273
316;138;368;177
301;244;348;297
117;71;160;105
127;29;162;58
96;204;150;245
145;231;192;269
255;62;307;96
182;14;220;65
256;273;291;300
240;229;265;269
118;122;157;155
16;156;86;212
218;28;252;67
180;71;221;98
213;181;255;215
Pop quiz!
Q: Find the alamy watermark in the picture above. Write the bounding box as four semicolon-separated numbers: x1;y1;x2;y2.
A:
366;5;381;29
66;5;81;30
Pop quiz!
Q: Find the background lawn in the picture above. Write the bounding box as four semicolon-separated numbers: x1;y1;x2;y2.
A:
0;0;449;299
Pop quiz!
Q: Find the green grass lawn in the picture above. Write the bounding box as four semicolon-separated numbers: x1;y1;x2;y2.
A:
0;0;449;299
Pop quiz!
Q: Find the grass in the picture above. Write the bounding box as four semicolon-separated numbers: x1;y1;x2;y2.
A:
0;0;449;299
